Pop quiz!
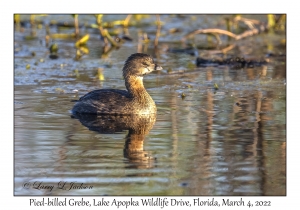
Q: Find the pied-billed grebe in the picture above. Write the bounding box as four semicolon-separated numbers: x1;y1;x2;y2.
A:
72;53;163;115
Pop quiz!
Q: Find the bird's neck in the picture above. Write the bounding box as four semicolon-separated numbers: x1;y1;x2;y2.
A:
125;75;149;99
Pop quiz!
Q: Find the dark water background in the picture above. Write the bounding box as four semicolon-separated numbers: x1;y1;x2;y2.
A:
14;14;286;195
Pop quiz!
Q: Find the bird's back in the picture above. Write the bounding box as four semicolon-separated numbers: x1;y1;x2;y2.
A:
72;89;134;115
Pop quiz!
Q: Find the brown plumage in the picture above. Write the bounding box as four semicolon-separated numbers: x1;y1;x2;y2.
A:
72;53;163;115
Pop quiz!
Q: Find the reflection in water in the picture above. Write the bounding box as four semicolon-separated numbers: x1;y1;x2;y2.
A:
14;64;286;195
71;113;157;169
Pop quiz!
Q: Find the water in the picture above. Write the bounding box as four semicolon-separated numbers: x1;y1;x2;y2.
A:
14;14;286;195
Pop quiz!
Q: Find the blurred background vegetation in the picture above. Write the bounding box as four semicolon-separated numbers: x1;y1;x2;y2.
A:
14;14;286;61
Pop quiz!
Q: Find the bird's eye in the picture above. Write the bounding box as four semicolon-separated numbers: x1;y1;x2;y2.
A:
142;62;148;66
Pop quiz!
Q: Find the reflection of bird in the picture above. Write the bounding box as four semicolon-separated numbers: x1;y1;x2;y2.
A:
72;53;163;115
72;113;157;168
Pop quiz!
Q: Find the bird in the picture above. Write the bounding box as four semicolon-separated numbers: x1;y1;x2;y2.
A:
72;53;163;115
